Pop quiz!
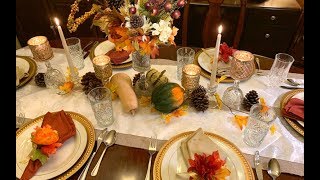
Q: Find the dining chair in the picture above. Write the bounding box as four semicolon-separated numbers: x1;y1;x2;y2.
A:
181;0;247;48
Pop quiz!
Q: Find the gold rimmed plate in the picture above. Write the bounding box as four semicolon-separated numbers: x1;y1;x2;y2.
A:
194;48;234;83
16;56;37;89
16;111;95;180
153;131;255;180
280;89;304;136
89;40;132;69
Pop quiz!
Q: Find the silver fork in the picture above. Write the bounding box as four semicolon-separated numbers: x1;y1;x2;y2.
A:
145;136;157;180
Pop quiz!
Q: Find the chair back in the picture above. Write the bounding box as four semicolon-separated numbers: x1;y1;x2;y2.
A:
182;0;247;48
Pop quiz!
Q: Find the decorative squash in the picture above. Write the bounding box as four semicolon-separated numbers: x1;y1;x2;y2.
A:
151;83;185;113
146;68;168;88
110;73;138;115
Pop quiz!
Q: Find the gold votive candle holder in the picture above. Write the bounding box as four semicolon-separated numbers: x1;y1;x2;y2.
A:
181;64;201;91
27;36;53;61
92;55;112;85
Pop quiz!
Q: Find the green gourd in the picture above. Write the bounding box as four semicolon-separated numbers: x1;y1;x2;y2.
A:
151;83;185;113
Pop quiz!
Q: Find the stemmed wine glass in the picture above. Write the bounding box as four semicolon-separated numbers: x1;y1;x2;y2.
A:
222;50;255;110
27;36;65;90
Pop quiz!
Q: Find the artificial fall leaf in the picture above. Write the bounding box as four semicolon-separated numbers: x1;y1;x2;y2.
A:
259;97;269;113
30;149;48;165
139;96;151;107
31;125;59;145
214;93;223;110
59;81;74;94
216;75;227;84
139;38;159;58
213;167;231;180
188;151;229;180
162;114;172;124
270;124;276;135
234;115;248;130
161;105;188;124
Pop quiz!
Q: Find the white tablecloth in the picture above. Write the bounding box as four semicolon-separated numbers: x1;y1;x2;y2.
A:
16;47;304;173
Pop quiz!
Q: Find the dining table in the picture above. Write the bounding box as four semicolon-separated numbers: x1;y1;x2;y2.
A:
16;37;304;180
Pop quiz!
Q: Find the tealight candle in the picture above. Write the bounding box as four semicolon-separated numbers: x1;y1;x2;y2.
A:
27;36;53;61
181;64;201;91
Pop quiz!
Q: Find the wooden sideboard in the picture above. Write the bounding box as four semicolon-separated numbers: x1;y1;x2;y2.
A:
16;0;303;66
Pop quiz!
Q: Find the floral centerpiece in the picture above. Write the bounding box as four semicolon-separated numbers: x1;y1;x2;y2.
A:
67;0;185;58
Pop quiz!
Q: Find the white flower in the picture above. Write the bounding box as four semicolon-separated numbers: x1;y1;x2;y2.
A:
142;35;147;42
159;26;172;43
151;20;172;37
125;16;131;28
141;16;152;34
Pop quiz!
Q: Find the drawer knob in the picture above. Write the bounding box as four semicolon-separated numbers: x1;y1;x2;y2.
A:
270;16;276;21
265;34;270;38
301;56;304;61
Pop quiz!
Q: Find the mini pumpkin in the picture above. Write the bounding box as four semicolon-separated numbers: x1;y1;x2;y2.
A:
151;83;185;113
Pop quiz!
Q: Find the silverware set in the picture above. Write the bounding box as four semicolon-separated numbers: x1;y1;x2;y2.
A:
254;150;281;180
78;129;117;179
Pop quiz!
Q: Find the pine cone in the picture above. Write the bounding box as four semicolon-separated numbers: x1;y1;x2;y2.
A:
130;15;144;28
242;90;259;111
35;73;46;87
190;86;209;112
132;73;141;87
108;0;124;10
81;72;103;94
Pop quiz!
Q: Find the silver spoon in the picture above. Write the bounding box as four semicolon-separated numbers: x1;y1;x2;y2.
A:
267;158;281;180
91;130;117;176
78;128;108;180
287;79;303;86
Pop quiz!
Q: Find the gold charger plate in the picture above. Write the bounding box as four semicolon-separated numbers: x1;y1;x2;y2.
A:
280;89;304;136
153;131;255;180
89;41;132;69
16;111;96;180
16;55;37;89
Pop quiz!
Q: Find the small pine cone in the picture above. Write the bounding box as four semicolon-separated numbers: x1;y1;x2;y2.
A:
130;15;144;28
191;85;207;97
132;73;141;87
242;90;259;111
191;95;209;112
81;72;103;94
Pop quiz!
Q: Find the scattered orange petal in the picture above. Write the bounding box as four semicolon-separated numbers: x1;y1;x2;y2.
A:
234;115;249;130
59;81;74;93
260;97;269;113
270;124;276;135
213;167;231;180
216;75;227;84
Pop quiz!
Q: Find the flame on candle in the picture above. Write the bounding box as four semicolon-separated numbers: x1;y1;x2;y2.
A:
218;25;223;34
54;17;60;26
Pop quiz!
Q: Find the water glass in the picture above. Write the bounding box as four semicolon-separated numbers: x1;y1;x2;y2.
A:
177;47;195;80
88;87;114;128
266;53;294;87
66;37;84;70
243;104;276;147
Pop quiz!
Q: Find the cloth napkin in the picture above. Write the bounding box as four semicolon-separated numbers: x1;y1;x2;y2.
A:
177;128;227;179
20;110;76;180
282;97;304;122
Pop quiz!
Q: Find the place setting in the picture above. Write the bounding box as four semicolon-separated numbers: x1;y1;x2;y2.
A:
16;56;37;89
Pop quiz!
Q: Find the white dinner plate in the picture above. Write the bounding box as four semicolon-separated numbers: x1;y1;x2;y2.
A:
16;57;30;74
94;40;132;64
154;131;254;180
197;48;231;76
16;117;87;179
292;92;304;127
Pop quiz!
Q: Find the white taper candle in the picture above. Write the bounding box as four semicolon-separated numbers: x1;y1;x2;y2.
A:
209;25;223;86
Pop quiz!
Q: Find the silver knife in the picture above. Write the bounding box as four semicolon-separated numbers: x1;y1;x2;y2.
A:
280;85;303;90
255;151;264;180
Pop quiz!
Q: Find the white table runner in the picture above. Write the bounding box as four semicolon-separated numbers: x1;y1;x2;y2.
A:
16;47;304;175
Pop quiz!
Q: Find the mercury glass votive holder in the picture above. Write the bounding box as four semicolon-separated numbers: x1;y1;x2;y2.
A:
27;36;53;61
181;64;201;97
92;55;113;85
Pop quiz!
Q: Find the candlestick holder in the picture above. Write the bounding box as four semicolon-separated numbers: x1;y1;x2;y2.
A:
92;55;113;86
28;36;65;90
206;83;219;109
222;50;255;110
